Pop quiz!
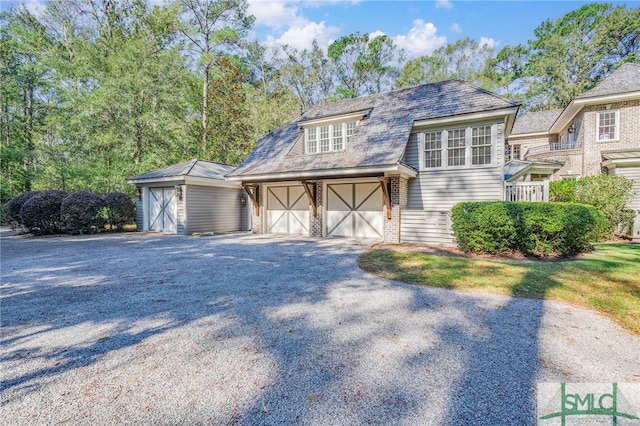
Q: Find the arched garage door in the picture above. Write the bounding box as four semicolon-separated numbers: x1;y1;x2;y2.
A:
326;182;383;238
266;185;309;235
149;187;177;232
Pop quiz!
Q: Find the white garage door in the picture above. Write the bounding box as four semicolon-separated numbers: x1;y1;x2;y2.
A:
266;185;309;235
149;187;177;232
326;182;383;238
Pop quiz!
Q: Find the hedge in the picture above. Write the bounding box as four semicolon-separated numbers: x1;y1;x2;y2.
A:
61;190;106;233
103;191;135;231
3;191;41;228
20;190;68;235
451;201;608;256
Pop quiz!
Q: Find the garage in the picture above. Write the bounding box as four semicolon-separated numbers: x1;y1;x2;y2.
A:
128;159;250;235
149;187;177;232
326;182;383;238
266;185;309;235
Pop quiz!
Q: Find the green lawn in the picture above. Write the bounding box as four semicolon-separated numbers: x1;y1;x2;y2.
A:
358;243;640;334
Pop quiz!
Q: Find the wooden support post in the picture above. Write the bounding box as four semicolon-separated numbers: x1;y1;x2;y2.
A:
379;177;392;220
301;180;317;217
242;184;260;216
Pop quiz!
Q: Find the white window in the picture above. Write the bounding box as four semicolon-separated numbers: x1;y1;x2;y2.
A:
319;125;330;152
424;131;442;168
447;128;466;167
597;110;618;141
472;125;492;165
306;128;317;153
305;120;357;154
421;124;495;170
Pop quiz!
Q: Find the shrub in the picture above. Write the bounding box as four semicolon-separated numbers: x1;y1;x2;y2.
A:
61;190;106;234
550;174;634;235
20;190;67;235
3;191;41;228
103;191;135;231
451;201;608;256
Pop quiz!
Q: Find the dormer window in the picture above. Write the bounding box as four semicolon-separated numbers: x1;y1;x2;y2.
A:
304;120;358;154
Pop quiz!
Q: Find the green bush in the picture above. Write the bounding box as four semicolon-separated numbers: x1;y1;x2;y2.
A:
452;201;608;256
20;190;67;235
61;190;106;234
103;191;135;231
550;174;634;235
3;191;41;228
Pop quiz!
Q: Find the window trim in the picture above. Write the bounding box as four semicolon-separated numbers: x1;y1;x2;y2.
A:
596;110;619;142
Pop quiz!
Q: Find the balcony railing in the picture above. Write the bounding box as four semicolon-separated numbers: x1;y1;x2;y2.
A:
524;141;582;158
504;181;549;202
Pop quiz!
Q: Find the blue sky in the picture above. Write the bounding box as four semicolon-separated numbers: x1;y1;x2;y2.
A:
4;0;637;57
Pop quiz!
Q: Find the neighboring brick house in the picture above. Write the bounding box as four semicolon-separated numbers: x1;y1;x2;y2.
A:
507;63;640;240
227;80;519;245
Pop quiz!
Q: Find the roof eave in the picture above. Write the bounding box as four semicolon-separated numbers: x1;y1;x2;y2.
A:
550;91;640;133
227;164;417;183
413;106;519;129
127;175;240;188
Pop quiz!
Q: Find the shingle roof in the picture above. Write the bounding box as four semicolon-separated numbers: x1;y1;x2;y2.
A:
129;159;235;181
576;63;640;99
511;109;563;135
229;80;518;178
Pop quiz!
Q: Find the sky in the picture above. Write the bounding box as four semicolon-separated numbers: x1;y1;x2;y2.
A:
2;0;637;57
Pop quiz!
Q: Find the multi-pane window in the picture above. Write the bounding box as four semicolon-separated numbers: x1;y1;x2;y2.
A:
472;125;492;165
422;124;496;169
305;121;357;153
306;128;317;153
447;128;466;166
319;126;330;152
424;131;442;168
597;111;618;141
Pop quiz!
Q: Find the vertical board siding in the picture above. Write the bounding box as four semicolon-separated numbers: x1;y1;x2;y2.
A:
400;210;455;245
185;185;248;234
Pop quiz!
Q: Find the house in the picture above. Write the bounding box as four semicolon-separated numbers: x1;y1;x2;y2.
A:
507;63;640;240
227;80;519;245
128;159;250;235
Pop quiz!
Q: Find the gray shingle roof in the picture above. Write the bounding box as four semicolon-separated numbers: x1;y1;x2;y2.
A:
229;80;518;178
511;109;563;135
129;159;235;181
576;63;640;99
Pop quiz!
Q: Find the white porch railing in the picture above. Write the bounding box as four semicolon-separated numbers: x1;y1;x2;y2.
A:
504;181;549;202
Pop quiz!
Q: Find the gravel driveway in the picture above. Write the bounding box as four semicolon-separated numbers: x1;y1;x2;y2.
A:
1;232;639;425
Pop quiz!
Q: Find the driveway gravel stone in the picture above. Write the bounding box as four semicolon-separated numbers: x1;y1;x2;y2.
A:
1;232;639;425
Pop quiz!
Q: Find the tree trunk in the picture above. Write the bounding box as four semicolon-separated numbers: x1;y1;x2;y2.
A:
202;64;209;155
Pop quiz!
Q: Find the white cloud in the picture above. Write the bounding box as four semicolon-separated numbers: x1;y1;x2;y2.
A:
435;0;453;10
21;0;46;17
393;19;447;58
479;36;498;48
369;30;386;39
248;0;301;30
450;23;462;33
265;20;341;51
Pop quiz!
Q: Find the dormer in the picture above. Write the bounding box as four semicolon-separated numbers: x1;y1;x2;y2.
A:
297;109;370;154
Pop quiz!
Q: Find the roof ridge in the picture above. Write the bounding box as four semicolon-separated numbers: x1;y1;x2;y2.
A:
184;159;198;176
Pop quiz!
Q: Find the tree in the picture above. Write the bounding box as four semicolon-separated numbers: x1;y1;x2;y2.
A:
0;9;50;201
205;56;253;165
175;0;254;155
328;32;403;98
523;3;640;110
485;44;528;95
396;38;496;90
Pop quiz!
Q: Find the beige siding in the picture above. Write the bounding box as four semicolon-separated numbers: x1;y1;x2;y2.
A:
404;131;504;210
400;210;454;246
184;185;248;234
613;166;640;241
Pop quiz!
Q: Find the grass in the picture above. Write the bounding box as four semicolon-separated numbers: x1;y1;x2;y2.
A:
358;243;640;334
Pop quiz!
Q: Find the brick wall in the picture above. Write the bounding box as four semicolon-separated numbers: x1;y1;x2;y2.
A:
383;176;408;243
310;181;323;237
